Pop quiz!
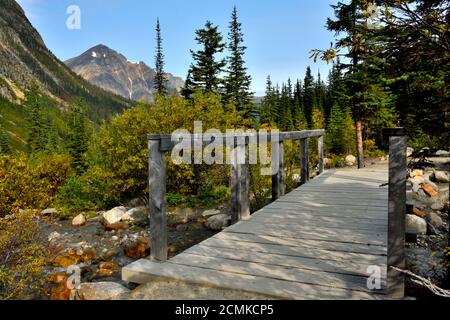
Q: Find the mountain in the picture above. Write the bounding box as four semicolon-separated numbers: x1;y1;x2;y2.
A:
65;45;184;102
0;0;131;117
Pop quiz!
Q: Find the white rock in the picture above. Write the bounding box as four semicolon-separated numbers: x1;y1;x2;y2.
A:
122;207;149;225
345;155;356;165
41;208;58;215
405;214;427;235
434;171;450;183
426;212;443;228
407;147;414;157
412;182;420;193
72;214;86;227
412;176;425;185
48;231;62;242
205;214;230;231
202;209;221;217
434;150;449;157
111;236;119;242
101;206;127;225
410;169;424;178
79;282;130;300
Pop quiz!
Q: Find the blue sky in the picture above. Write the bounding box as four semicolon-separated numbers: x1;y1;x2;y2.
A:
17;0;336;95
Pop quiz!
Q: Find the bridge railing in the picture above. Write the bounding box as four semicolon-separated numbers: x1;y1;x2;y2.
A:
147;129;325;262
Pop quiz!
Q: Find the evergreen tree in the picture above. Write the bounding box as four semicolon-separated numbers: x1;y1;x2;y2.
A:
261;75;277;125
181;70;194;99
225;6;253;113
279;84;294;130
67;98;88;174
303;66;316;128
154;18;168;96
293;80;308;130
25;83;45;153
187;21;226;93
0;125;11;155
327;104;355;155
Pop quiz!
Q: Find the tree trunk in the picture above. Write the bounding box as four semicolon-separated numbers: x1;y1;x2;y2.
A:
356;119;364;169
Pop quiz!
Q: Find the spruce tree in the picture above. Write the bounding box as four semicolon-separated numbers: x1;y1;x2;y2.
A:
25;83;45;153
187;21;226;93
225;6;253;113
181;70;194;99
0;125;11;155
67;98;88;174
303;66;316;128
261;75;276;125
154;18;168;96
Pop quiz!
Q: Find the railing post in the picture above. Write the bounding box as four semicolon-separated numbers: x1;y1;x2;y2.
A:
230;137;250;224
383;128;407;299
300;138;310;185
148;137;168;262
272;139;284;201
318;135;324;175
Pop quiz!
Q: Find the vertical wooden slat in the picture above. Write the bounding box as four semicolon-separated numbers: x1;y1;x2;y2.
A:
300;138;310;185
231;138;250;224
272;140;284;201
239;142;250;220
318;135;324;175
387;132;407;299
230;138;240;224
148;139;167;262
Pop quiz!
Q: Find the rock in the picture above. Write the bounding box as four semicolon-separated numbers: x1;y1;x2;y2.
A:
50;272;69;285
425;211;443;228
426;221;438;235
434;171;450;183
434;150;449;157
205;214;230;231
96;261;120;277
176;224;188;232
72;214;86;227
412;207;427;219
407;147;414;157
41;208;58;216
126;197;146;208
202;209;221;217
292;173;301;184
431;202;444;211
122;207;149;225
111;235;119;241
104;222;128;231
421;183;439;198
345;155;356;165
50;283;72;300
48;231;62;242
412;175;425;185
405;214;427;235
410;169;424;178
123;236;151;259
411;182;420;193
79;282;130;300
101;206;128;225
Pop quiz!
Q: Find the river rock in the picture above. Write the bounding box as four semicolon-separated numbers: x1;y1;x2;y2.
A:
41;208;58;216
123;236;151;259
101;206;128;225
48;231;62;242
405;214;427;235
407;147;414;157
425;211;443;228
122;207;149;225
202;209;221;217
434;171;450;183
78;282;130;300
205;214;230;231
412;207;427;219
412;175;425;185
72;214;86;227
431;202;444;211
410;169;423;178
434;150;449;157
412;182;420;193
421;183;438;198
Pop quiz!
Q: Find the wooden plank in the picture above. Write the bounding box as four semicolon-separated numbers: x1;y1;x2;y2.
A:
123;259;384;300
216;231;387;255
318;136;324;174
258;207;388;218
185;245;387;279
198;237;387;265
300;138;309;185
148;140;167;262
170;253;385;293
249;212;388;225
272;140;285;201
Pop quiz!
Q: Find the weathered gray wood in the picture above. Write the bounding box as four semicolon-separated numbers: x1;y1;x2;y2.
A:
300;138;310;185
272;140;285;201
318;135;324;174
239;142;250;220
230;142;250;223
148;140;168;262
387;133;407;299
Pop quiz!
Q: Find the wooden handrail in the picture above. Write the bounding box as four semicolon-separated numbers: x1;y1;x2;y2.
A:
148;129;325;262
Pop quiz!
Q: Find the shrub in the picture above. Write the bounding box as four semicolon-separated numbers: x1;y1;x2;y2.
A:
0;152;71;217
0;211;46;299
55;176;94;217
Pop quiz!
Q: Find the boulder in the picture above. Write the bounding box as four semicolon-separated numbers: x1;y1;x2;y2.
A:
410;169;424;178
205;214;230;231
434;150;449;157
41;208;58;216
79;282;130;300
431;202;444;211
412;175;425;185
121;207;149;225
421;183;439;198
123;236;151;259
101;206;127;225
72;214;86;227
104;222;128;231
412;207;427;219
434;171;450;183
202;209;221;217
425;211;443;228
405;214;427;235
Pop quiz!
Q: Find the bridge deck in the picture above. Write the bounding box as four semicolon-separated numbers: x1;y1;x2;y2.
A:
123;167;389;300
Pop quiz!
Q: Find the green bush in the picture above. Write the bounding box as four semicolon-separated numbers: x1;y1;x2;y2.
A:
55;176;94;217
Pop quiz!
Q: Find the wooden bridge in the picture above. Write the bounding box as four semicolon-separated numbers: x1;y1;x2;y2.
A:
123;128;407;300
